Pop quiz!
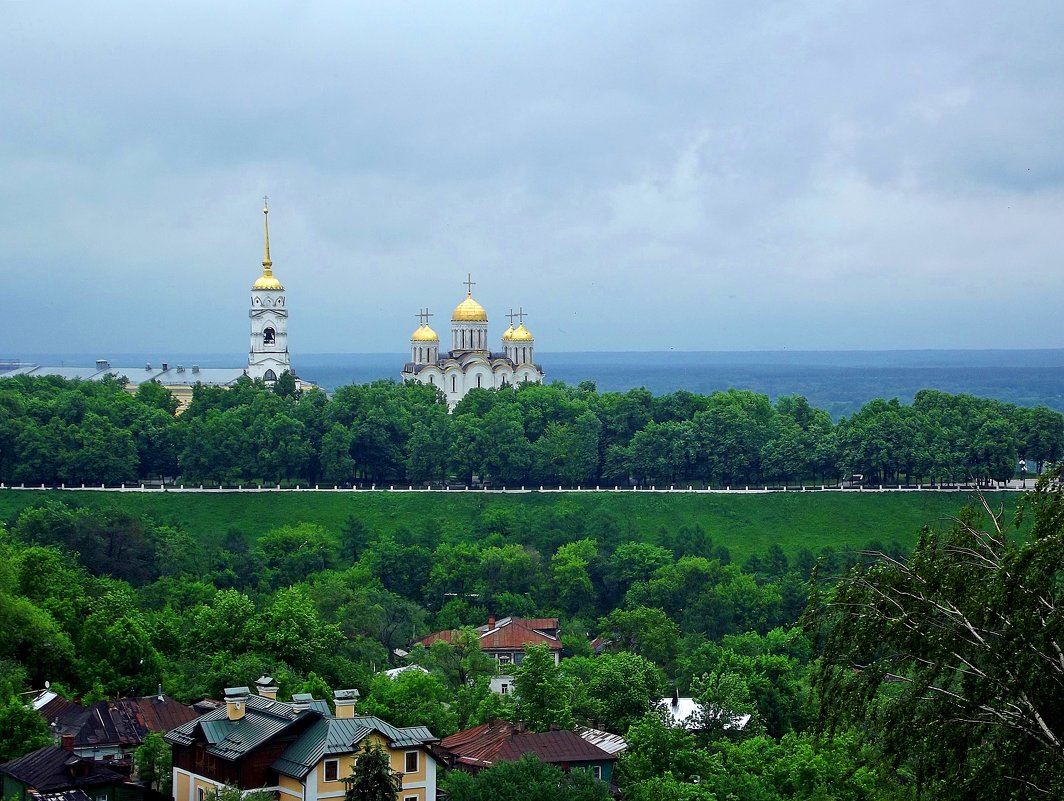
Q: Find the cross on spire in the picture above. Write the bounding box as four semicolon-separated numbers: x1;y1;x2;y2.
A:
463;273;476;296
417;308;434;326
507;309;518;327
515;307;527;326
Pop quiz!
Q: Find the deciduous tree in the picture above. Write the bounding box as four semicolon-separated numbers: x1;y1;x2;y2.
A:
808;483;1064;797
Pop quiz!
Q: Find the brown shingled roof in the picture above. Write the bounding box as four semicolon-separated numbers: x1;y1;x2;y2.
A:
37;693;199;751
0;746;130;793
440;721;615;770
419;617;562;652
521;618;560;633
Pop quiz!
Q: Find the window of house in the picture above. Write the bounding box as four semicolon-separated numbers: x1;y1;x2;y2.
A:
593;766;602;780
405;796;419;801
324;759;339;782
197;789;205;801
499;683;509;695
405;751;419;773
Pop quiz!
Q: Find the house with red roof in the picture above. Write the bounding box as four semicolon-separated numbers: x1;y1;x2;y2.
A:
419;616;562;671
32;689;199;763
439;721;617;784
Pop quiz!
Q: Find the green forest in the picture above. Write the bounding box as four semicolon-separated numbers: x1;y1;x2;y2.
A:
2;375;1063;798
0;373;1062;487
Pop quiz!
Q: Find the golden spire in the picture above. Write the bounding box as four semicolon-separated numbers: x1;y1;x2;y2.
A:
262;195;273;274
252;195;284;290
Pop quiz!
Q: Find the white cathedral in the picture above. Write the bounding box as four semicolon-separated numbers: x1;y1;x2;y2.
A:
400;277;545;407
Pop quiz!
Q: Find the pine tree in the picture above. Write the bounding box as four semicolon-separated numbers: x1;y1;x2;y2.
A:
344;742;402;801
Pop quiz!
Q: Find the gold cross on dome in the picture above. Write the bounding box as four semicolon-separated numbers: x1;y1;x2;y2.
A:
463;273;476;295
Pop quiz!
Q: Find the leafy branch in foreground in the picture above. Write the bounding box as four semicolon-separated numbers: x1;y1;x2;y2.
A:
806;473;1064;798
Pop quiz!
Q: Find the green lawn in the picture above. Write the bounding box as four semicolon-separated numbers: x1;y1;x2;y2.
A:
0;489;1027;562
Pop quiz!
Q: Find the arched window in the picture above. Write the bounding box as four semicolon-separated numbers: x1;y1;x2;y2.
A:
263;327;276;345
429;375;435;385
452;375;456;393
264;369;277;382
477;374;482;388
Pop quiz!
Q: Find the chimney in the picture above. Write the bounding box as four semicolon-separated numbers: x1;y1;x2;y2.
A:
61;734;75;751
255;676;278;701
162;363;168;372
224;687;249;721
157;683;164;702
334;689;360;719
671;687;680;708
291;693;313;713
488;614;496;628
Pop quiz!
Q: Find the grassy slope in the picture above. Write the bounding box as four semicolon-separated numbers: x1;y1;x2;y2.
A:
0;489;1026;562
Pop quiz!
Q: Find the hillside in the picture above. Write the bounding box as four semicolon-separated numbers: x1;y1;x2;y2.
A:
0;489;1026;562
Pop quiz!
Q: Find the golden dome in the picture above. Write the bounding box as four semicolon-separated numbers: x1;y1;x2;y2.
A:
253;273;284;290
411;324;439;342
510;323;534;341
452;293;488;322
501;325;515;342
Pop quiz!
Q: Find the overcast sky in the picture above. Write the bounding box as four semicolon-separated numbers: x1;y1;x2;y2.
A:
3;1;1063;355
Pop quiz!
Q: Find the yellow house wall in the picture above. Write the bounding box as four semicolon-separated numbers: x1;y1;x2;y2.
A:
174;771;190;801
192;776;224;801
304;735;433;801
278;773;304;801
314;754;353;799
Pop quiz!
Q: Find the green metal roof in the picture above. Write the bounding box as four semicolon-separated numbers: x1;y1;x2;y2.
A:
272;716;438;779
166;696;438;775
165;694;309;760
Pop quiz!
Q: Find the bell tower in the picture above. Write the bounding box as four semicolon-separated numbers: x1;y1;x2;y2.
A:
247;197;290;384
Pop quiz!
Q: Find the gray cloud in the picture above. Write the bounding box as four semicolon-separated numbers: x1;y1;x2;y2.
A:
2;1;1063;355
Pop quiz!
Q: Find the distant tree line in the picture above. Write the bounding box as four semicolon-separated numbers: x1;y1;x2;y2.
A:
0;373;1061;487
